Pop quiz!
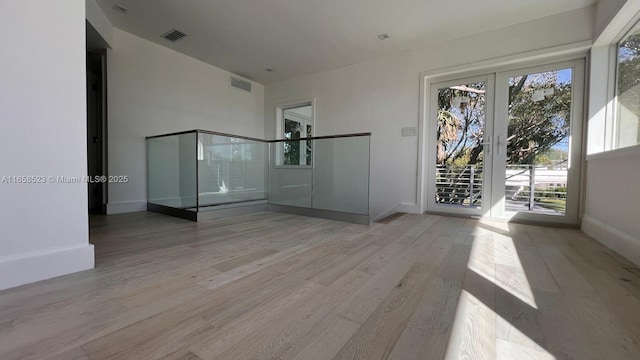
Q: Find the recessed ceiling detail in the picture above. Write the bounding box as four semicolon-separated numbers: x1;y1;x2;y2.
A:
161;29;188;42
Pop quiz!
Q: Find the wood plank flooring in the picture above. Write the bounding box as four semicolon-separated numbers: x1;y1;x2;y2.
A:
1;211;639;359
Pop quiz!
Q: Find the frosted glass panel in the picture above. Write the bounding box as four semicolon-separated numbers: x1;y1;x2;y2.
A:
198;133;267;206
269;142;312;207
147;133;197;208
312;136;370;215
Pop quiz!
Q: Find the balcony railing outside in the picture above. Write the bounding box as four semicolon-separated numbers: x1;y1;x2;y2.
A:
505;165;567;215
435;164;483;207
435;164;567;215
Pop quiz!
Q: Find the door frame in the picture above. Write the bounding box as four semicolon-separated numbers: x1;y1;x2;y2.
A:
87;50;108;214
419;53;588;225
425;74;495;218
491;58;585;225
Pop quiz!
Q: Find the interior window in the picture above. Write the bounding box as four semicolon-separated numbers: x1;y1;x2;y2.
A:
282;105;312;165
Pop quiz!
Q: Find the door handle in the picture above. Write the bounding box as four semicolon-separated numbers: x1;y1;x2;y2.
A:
497;135;510;156
480;136;492;155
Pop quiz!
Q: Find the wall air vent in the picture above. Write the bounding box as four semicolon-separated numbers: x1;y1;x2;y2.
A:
161;29;188;42
230;76;252;93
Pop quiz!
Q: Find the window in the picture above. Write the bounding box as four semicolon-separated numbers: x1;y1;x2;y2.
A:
282;104;313;165
615;22;640;149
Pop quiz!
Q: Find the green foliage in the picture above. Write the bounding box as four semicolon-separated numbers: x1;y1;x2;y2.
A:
436;83;486;165
535;148;568;166
436;73;571;167
283;119;309;166
534;154;552;166
507;78;571;164
617;34;640;118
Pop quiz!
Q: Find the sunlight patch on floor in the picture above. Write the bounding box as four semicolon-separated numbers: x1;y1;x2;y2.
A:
468;226;538;308
445;289;496;359
445;290;555;360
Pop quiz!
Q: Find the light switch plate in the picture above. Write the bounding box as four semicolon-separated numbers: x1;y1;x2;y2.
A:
401;127;417;137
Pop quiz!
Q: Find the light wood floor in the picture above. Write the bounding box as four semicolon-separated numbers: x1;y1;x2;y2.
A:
1;211;640;360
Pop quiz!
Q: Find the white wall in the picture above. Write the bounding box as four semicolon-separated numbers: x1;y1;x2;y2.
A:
583;149;640;265
265;8;594;220
107;29;265;213
583;1;640;266
0;0;94;290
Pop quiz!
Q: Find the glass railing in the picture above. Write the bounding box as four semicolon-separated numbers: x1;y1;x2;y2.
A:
198;132;268;207
311;135;370;215
146;130;370;223
269;134;370;216
147;131;198;210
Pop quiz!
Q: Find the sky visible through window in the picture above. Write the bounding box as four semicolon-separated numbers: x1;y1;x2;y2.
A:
553;69;571;154
511;69;572;155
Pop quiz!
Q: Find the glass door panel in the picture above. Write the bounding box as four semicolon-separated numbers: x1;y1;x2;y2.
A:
504;69;571;215
428;76;493;216
492;60;584;225
426;59;584;225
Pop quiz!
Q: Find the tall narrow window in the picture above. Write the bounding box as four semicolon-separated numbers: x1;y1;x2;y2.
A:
282;104;313;165
616;22;640;149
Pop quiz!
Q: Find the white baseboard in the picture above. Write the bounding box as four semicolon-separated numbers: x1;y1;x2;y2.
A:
396;202;420;214
581;215;640;267
372;202;421;222
0;244;95;291
107;200;147;214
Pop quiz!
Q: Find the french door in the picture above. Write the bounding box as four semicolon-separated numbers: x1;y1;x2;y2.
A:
426;59;584;225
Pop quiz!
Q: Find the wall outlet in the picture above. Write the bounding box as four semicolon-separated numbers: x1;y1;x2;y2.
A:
401;127;417;137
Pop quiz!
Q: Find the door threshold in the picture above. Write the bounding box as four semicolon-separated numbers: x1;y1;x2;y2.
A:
423;211;579;229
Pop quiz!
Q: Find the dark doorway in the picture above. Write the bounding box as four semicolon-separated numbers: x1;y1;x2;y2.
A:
86;21;108;214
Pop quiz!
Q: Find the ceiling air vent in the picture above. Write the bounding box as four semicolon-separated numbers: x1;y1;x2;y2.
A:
230;76;252;93
161;29;187;42
113;4;128;14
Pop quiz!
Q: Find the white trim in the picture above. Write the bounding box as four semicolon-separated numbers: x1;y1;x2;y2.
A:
420;55;586;225
0;244;95;291
107;200;147;214
493;59;585;226
594;1;640;46
420;42;591;80
424;74;495;218
283;111;311;123
582;215;640;267
589;4;640;154
586;143;640;161
274;98;315;140
417;76;427;214
372;202;420;222
274;98;315;167
418;49;590;216
396;202;420;216
586;45;618;155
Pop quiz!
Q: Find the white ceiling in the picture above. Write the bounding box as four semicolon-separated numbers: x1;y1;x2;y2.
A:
96;0;597;84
